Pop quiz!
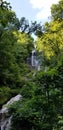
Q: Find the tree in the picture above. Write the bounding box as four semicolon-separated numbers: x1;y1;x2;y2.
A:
51;0;63;21
0;1;34;87
36;0;63;66
9;69;63;130
0;0;20;30
19;17;43;36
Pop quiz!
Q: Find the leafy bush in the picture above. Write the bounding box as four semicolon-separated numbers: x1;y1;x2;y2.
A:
0;86;21;108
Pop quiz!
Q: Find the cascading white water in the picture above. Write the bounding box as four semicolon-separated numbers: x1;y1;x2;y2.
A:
0;116;12;130
31;49;36;67
31;49;40;70
0;94;22;130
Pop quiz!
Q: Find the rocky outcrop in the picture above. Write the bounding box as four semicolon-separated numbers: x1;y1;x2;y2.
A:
0;94;22;130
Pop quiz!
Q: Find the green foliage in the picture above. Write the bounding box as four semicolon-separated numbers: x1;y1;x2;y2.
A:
0;4;34;87
36;21;63;60
36;0;63;68
20;81;35;99
0;30;19;86
0;1;63;130
0;86;20;107
51;0;63;21
9;67;63;130
0;87;11;107
0;0;20;30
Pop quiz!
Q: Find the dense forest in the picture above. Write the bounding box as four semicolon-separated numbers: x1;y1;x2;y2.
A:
0;0;63;130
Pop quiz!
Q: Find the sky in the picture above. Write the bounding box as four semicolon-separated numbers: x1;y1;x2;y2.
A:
6;0;59;23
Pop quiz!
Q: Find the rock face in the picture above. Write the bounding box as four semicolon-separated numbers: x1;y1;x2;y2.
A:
0;94;22;130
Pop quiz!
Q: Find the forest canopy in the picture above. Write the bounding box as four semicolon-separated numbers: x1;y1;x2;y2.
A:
0;0;63;130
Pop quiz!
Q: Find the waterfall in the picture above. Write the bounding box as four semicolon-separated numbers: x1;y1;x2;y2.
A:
31;49;36;66
0;94;22;130
31;49;40;70
0;116;12;130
